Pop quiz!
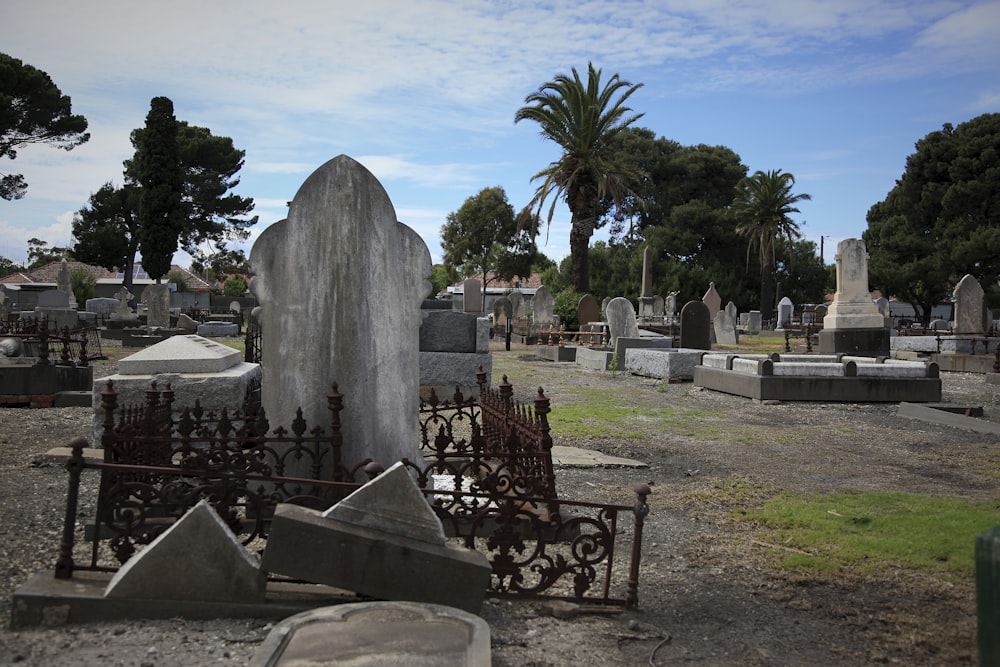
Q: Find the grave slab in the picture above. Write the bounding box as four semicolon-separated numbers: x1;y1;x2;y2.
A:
249;602;491;667
118;334;241;375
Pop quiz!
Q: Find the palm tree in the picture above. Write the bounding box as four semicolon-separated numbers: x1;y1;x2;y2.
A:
514;63;644;293
731;169;811;323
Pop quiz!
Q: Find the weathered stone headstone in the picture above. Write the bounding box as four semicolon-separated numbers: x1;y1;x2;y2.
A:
702;282;721;321
601;296;612;318
954;274;986;335
249;155;431;469
85;297;119;319
605;297;639;348
142;283;171;329
665;291;679;319
714;308;739;345
229;300;241;314
652;295;665;317
37;290;69;308
748;310;762;334
111;287;136;321
679;300;712;350
56;258;77;309
725;301;738;323
509;290;525;319
533;285;555;325
820;238;889;355
463;278;483;314
777;296;794;328
578;294;599;328
492;296;512;328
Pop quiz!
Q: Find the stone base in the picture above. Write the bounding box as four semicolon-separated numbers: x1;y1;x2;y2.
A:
693;366;941;402
261;504;492;614
818;328;890;357
625;348;702;382
535;345;577;362
575;347;614;370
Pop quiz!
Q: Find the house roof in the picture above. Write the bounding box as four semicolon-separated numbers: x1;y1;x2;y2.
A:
1;261;212;292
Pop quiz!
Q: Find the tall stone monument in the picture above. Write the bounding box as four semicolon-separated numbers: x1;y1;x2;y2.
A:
953;274;987;335
249;155;431;469
819;238;889;356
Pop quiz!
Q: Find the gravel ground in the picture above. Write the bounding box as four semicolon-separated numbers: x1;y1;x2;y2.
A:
1;340;998;665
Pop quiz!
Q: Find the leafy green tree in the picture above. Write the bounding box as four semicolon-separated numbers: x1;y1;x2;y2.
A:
428;264;457;299
222;276;247;296
26;237;72;269
515;62;644;293
589;128;752;308
136;96;185;281
540;256;572;294
70;267;95;306
731;169;811;321
0;53;89;200
772;237;829;307
165;269;189;292
440;186;537;301
0;255;24;276
552;289;582;330
74;103;255;290
864;113;1000;323
190;248;251;281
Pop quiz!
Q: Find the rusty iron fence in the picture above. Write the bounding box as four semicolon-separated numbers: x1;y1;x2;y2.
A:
0;317;98;366
56;372;649;607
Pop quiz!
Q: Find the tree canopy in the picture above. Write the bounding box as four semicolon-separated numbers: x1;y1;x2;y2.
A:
515;63;644;293
864;113;1000;323
440;186;537;299
73;98;256;291
731;169;811;320
0;53;89;200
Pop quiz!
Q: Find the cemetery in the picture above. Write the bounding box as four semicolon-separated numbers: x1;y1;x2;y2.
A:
0;157;997;665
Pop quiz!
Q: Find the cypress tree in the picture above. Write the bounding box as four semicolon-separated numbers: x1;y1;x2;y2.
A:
136;96;183;281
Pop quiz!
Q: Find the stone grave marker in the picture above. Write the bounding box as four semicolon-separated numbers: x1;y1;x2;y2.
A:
509;290;524;319
714;307;738;345
823;238;884;329
653;295;665;317
702;282;721;321
601;296;612;317
954;274;986;335
85;297;119;319
605;297;639;348
578;294;599;328
748;310;762;333
777;296;794;328
37;290;69;308
249;155;431;469
665;291;679;319
679;300;712;350
143;283;171;329
533;285;555;325
111;287;136;321
492;296;512;328
463;277;483;314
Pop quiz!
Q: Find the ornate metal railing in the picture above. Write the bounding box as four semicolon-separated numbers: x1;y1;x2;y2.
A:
56;374;650;607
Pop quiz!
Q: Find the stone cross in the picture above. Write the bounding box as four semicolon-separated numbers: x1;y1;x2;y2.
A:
249;155;431;470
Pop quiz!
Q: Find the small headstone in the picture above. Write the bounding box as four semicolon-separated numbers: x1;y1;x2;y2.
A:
509;290;525;319
104;500;266;603
954;274;986;335
714;308;739;345
601;296;612;318
777;297;794;328
665;291;679;318
85;297;119;318
679;300;711;350
229;300;241;314
605;297;639;348
492;297;512;328
533;286;555;325
702;282;721;321
111;287;135;321
463;278;483;314
142;283;171;329
652;295;665;317
578;294;599;329
725;301;738;323
748;310;762;334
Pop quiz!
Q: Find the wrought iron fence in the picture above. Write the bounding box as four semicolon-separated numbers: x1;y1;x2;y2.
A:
56;373;649;607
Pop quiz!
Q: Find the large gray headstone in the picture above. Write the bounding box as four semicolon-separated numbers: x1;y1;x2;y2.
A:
578;294;599;328
143;283;171;329
533;286;555;325
605;297;639;347
509;290;525;319
37;290;70;308
463;278;483;314
249;155;431;469
679;300;712;350
86;297;119;318
419;310;478;353
953;274;986;335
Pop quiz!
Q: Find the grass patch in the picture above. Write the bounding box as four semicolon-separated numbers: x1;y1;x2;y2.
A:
547;387;717;439
739;489;1000;577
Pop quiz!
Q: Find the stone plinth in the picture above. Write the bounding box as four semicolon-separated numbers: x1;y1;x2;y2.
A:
118;335;241;375
818;328;890;356
625;348;702;382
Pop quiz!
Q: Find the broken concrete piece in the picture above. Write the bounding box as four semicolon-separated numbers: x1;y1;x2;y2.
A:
105;500;266;603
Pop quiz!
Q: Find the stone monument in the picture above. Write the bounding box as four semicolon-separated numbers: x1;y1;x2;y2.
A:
819;238;889;356
953;274;987;335
249;155;431;469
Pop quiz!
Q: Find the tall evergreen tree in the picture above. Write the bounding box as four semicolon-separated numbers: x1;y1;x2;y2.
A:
136;96;184;281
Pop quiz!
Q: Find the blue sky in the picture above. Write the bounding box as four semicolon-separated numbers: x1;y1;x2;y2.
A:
2;0;998;272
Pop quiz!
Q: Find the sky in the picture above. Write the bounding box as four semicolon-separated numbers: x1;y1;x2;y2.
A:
2;0;999;273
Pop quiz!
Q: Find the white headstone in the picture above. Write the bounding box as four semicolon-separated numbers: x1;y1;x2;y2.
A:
823;238;884;330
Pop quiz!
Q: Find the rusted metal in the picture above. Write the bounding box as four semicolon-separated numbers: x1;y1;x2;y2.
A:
56;373;648;607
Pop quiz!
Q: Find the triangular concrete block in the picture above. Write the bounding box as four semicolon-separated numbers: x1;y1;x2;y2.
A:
105;499;266;603
118;334;242;375
322;461;445;545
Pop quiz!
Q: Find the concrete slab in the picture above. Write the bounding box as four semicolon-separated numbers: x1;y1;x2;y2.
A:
625;348;702;382
551;445;647;468
576;347;614;370
535;345;577;362
897;402;1000;434
249;602;490;667
118;334;241;375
